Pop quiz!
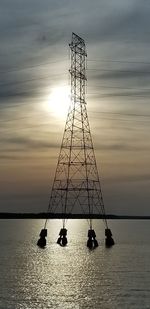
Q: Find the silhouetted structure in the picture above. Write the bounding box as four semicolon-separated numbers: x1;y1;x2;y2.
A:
37;33;114;249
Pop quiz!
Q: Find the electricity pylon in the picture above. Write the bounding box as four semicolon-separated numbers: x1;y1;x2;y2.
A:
37;33;114;249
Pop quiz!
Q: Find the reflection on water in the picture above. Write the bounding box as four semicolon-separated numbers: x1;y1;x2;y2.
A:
0;219;150;309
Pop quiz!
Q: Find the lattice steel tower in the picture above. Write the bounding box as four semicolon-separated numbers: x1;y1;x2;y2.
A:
37;33;114;249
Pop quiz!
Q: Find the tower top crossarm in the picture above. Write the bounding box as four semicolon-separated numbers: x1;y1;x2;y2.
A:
69;33;87;103
69;32;87;57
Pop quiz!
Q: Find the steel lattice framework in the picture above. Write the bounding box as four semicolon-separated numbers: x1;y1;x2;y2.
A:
47;33;107;227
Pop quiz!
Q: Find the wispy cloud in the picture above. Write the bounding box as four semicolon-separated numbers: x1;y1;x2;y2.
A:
2;135;58;148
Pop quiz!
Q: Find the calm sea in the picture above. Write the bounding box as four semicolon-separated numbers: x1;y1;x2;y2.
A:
0;219;150;309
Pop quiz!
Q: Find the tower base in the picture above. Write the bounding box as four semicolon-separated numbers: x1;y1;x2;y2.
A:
57;228;68;247
105;228;115;247
87;229;99;249
37;228;47;248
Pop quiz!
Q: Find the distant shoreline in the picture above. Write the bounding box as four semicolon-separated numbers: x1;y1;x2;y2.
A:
0;213;150;219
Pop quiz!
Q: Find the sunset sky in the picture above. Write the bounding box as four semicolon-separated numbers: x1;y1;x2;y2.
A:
0;0;150;215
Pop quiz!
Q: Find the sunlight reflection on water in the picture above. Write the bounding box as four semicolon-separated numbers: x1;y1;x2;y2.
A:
0;219;150;309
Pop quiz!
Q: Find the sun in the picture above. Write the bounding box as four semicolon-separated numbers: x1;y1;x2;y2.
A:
47;86;70;119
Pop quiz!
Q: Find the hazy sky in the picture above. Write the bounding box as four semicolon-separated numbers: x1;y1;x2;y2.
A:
0;0;150;214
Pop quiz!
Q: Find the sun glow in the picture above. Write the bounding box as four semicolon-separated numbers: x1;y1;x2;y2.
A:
47;86;70;119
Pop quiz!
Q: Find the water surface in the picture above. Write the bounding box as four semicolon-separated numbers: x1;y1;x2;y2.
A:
0;219;150;309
